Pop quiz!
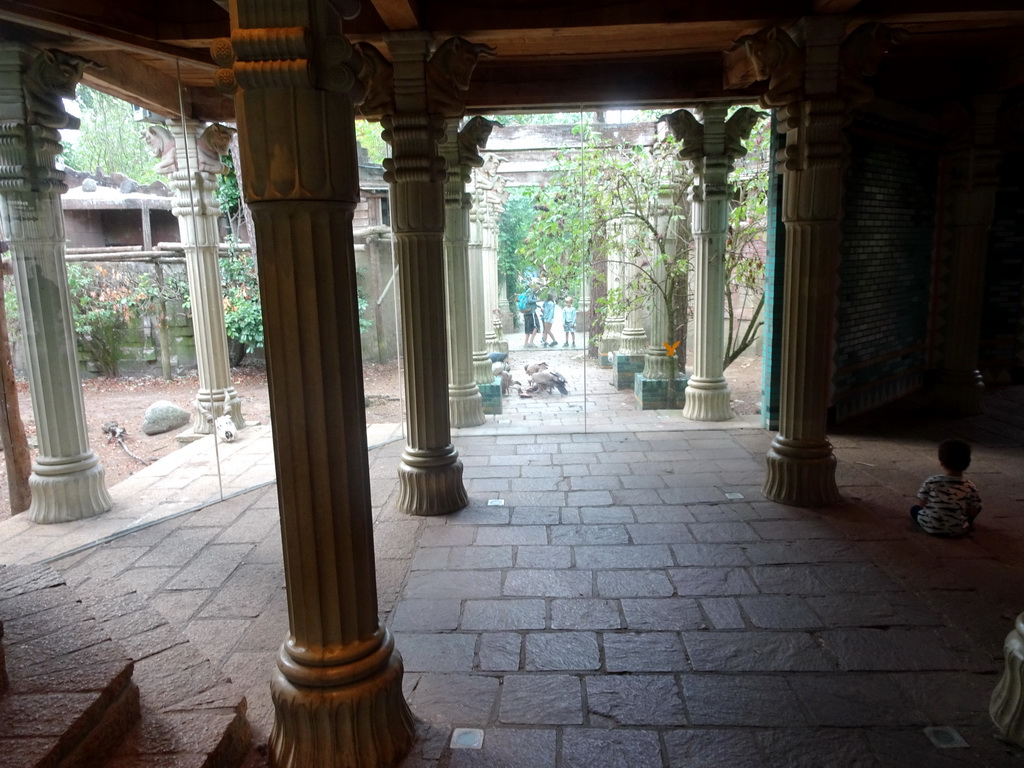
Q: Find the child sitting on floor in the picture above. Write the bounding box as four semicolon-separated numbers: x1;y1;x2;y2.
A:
910;438;982;537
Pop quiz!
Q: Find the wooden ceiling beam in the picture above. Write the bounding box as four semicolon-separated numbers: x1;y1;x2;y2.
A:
0;1;216;69
368;0;421;30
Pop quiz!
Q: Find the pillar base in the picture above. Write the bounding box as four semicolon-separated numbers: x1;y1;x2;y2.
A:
449;386;486;428
682;377;734;421
762;435;841;508
269;634;415;768
634;374;688;410
991;611;1024;748
28;452;113;524
479;381;502;415
397;445;468;516
612;354;645;390
487;339;508;356
192;386;244;434
932;369;985;417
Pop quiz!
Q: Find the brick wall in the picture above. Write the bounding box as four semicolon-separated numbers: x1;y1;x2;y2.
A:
832;125;938;422
980;150;1024;382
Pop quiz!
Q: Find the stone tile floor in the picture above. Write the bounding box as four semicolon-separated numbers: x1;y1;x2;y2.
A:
5;384;1024;767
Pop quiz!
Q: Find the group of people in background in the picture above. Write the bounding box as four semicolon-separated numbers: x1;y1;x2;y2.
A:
519;284;577;349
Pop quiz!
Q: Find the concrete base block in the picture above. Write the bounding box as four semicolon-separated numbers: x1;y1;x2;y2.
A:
613;354;645;390
480;381;502;415
634;374;688;410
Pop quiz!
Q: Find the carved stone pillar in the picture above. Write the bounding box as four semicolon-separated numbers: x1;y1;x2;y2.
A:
669;105;765;421
211;6;413;766
485;180;510;353
599;253;624;368
991;611;1024;748
356;33;492;515
613;227;647;389
729;19;899;506
163;120;244;434
466;173;493;382
0;45;112;524
932;96;1001;416
635;186;686;409
441;118;487;428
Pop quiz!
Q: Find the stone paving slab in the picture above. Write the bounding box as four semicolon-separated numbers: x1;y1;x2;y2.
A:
4;386;1023;766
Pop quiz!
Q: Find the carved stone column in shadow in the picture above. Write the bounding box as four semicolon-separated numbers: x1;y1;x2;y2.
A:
0;44;112;523
164;120;244;434
727;19;901;506
931;96;1001;416
991;611;1024;748
441;118;485;427
357;33;493;515
211;6;413;766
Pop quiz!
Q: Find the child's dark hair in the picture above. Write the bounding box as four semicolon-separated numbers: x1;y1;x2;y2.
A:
938;439;972;473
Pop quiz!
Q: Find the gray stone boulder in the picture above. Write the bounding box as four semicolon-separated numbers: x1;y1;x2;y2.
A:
142;400;191;435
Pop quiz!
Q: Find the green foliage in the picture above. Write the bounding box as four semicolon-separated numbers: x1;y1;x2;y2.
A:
215;153;243;235
219;242;264;355
498;189;537;315
66;263;153;376
62;87;159;184
355;120;388;165
522;122;691;356
723;109;771;368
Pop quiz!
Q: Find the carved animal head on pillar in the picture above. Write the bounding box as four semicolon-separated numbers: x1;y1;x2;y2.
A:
458;116;501;168
196;123;236;174
426;37;496;117
23;49;100;130
354;42;395;120
733;26;805;108
659;109;704;162
723;107;768;158
143;125;177;175
839;22;906;106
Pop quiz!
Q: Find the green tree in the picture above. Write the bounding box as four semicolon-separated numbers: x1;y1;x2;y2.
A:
66;263;153;376
723;112;770;367
522;123;692;362
498;188;537;321
63;87;159;184
355;119;388;165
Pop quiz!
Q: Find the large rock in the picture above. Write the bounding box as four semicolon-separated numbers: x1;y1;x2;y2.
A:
142;400;190;435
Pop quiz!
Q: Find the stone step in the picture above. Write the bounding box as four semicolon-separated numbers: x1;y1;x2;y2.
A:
0;564;140;768
67;579;251;768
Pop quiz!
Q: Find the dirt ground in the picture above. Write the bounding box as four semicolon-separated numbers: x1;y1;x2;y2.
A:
0;353;762;521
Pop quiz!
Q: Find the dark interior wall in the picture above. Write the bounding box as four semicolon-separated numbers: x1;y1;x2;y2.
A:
151;210;179;244
832;120;938;423
980;150;1024;383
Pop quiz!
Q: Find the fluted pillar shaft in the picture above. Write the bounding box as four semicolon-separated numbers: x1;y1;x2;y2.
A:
932;96;1000;416
485;187;509;351
618;229;648;355
642;252;677;380
682;105;734;421
740;20;849;507
212;6;413;766
442;120;485;427
166;120;243;433
991;611;1024;747
359;32;492;515
0;44;111;524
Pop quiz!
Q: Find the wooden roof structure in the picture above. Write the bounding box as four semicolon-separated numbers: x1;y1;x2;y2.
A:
0;2;1022;121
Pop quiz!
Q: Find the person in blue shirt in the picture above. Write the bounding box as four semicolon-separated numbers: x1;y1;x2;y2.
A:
521;285;541;347
561;296;577;347
541;293;558;347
